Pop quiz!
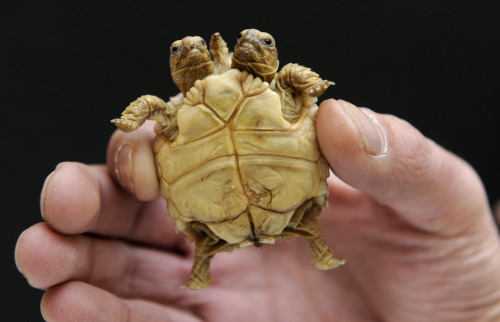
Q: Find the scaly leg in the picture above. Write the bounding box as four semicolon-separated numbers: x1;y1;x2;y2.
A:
182;253;214;290
111;94;181;140
283;204;345;269
306;227;346;269
210;32;231;74
301;210;345;269
274;63;334;123
181;227;239;290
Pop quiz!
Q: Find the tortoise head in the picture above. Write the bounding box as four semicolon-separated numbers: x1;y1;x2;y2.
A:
231;29;279;83
170;36;214;95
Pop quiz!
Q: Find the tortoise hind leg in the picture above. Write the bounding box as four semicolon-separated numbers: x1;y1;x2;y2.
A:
181;251;214;290
182;223;239;290
283;201;345;269
302;215;346;269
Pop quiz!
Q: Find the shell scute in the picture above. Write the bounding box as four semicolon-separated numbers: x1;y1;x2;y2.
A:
175;103;225;145
156;127;234;183
249;206;294;237
169;156;248;223
233;109;320;160
232;89;289;130
206;212;253;244
238;155;324;212
202;69;244;122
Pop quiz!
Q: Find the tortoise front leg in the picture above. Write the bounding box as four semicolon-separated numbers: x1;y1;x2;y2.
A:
209;32;231;74
274;63;334;123
111;94;175;129
276;63;334;98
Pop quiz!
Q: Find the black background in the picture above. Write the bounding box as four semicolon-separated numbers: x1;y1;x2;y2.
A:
3;1;499;320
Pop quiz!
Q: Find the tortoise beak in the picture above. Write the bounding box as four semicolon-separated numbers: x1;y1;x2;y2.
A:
239;30;260;46
236;30;263;57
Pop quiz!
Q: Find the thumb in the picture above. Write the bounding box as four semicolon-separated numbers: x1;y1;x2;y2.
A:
317;99;491;235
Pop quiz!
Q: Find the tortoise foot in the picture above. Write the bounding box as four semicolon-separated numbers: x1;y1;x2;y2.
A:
312;253;346;270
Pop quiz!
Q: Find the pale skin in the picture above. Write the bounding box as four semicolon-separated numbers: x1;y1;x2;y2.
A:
15;99;500;321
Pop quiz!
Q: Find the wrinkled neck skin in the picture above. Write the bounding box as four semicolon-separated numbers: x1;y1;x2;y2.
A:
171;62;214;95
231;57;278;83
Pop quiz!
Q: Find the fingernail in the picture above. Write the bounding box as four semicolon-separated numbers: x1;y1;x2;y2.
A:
339;99;387;156
115;144;135;193
40;169;57;220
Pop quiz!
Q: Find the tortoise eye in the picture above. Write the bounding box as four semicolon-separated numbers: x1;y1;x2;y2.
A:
199;40;206;47
171;46;180;54
262;38;273;46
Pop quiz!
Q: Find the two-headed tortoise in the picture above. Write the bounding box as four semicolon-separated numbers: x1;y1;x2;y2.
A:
112;29;344;290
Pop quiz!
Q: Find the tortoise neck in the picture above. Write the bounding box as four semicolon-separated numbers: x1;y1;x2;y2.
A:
231;57;278;83
172;62;214;95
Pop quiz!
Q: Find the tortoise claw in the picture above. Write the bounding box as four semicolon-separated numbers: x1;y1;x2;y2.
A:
110;118;140;132
306;80;335;97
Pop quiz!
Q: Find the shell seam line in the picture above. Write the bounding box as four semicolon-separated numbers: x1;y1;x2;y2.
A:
228;106;252;224
177;202;311;225
167;153;321;186
201;83;229;125
178;209;248;225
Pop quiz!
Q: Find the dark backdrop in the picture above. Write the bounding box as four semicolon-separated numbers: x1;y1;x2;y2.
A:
3;1;499;320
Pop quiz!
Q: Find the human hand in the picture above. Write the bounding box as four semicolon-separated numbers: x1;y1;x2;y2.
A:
15;99;500;321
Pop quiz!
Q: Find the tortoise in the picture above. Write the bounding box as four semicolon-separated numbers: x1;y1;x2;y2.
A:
112;29;344;290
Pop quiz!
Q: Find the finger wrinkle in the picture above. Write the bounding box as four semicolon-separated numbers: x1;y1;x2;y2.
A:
388;138;436;200
121;245;140;297
82;235;96;284
124;201;147;240
369;117;436;204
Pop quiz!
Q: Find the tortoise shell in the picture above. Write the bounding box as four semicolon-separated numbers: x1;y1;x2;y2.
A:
112;30;344;289
153;68;329;246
